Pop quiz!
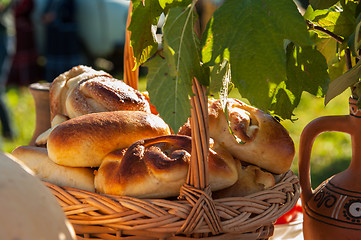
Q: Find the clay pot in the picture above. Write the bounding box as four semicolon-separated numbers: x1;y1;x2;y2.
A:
299;97;361;240
28;82;51;146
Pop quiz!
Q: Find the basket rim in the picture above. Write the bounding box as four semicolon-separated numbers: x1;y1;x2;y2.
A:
44;170;300;238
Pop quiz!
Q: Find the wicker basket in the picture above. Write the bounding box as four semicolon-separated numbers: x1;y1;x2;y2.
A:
45;170;299;240
44;3;300;239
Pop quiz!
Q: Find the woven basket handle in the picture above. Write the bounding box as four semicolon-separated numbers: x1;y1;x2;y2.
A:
124;4;221;235
123;2;138;90
178;78;222;235
188;78;209;189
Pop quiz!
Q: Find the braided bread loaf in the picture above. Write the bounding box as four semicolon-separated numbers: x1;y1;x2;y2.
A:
94;135;238;198
178;98;295;174
49;65;151;121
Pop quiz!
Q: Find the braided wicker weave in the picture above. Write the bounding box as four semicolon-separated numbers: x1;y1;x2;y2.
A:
45;170;299;240
44;3;301;239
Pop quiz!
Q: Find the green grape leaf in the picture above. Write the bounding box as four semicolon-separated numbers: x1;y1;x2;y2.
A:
332;1;356;40
328;53;348;81
145;4;207;131
159;0;180;9
202;0;312;115
270;83;296;120
304;3;354;81
129;0;163;68
287;45;330;97
145;54;191;132
347;12;361;55
163;5;208;87
325;59;361;105
209;59;229;98
315;37;348;81
159;0;192;12
303;5;329;22
270;44;330;119
356;1;361;18
310;0;339;10
314;38;339;66
305;2;356;41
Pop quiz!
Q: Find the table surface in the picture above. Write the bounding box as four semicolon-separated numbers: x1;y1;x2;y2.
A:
270;214;303;240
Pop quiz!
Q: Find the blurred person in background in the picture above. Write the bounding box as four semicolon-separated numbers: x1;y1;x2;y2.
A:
0;0;15;139
42;0;82;82
8;0;41;86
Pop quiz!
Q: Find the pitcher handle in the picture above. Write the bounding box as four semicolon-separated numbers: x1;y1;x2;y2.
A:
298;115;350;203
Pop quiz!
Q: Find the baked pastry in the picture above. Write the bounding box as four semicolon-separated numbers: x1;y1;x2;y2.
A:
213;161;276;198
179;98;295;174
11;145;95;192
49;65;151;121
35;65;154;146
94;135;238;198
47;111;172;167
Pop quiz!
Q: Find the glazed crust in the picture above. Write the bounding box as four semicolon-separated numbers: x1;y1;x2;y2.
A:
49;65;151;120
47;111;172;167
94;135;238;198
207;98;295;174
179;98;295;174
213;161;276;198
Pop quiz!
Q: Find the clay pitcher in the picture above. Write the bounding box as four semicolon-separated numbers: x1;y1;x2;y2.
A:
28;82;51;146
299;97;361;239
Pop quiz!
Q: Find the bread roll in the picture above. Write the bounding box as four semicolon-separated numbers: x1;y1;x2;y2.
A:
49;65;151;121
36;65;154;147
179;98;295;174
208;98;295;174
213;161;276;198
47;111;172;167
94;135;238;198
11;145;95;192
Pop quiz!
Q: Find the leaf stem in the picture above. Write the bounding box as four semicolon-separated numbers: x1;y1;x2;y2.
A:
345;48;352;70
306;20;353;70
306;20;344;44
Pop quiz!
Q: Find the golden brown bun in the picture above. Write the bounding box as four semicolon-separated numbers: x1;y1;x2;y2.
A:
38;65;152;146
11;145;95;192
207;98;295;174
213;161;275;198
94;135;238;198
179;98;295;174
49;65;151;121
47;111;172;167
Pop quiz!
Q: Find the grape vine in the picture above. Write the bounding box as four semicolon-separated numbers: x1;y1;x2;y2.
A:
129;0;360;131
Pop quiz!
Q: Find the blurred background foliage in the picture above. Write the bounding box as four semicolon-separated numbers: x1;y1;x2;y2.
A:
2;75;352;189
